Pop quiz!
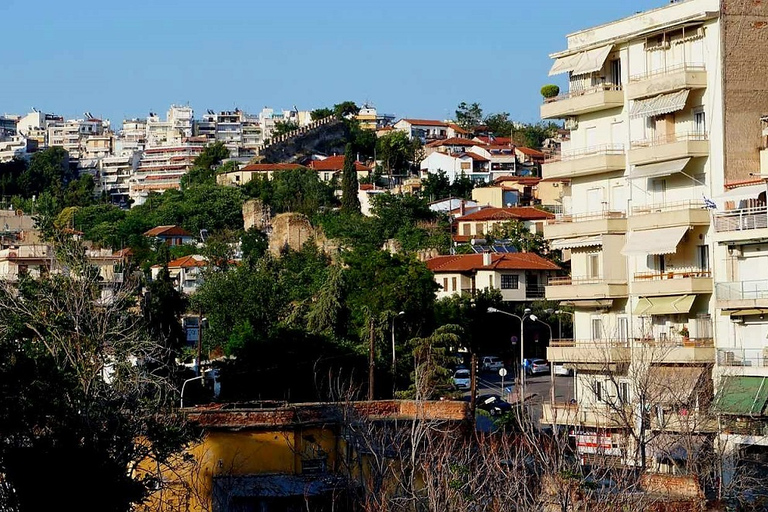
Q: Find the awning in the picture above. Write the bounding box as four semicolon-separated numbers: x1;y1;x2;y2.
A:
629;90;690;119
571;45;614;76
712;184;767;210
648;366;704;405
722;309;768;317
621;226;689;256
714;376;768;416
631;158;691;180
548;45;613;76
560;299;614;309
550;235;603;250
549;53;583;76
634;295;695;315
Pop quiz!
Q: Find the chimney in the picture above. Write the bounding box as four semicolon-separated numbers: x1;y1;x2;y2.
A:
459;200;465;216
482;251;492;266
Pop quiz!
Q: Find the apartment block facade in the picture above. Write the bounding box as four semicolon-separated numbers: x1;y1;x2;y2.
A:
541;0;768;472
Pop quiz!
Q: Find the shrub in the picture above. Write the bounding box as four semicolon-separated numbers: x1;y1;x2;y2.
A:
540;84;560;99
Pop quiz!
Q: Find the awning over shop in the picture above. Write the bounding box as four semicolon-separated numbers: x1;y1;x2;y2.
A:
631;158;691;180
634;295;695;315
621;226;689;256
712;184;767;210
721;309;768;317
549;45;613;76
714;376;768;416
551;235;603;250
629;90;690;119
648;365;704;405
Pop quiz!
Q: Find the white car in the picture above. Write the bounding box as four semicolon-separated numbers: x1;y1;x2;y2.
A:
452;369;471;389
481;356;504;372
554;364;572;376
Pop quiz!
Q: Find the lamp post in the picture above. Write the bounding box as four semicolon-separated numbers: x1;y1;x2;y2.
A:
391;311;405;397
487;307;533;406
181;373;205;409
531;315;555;406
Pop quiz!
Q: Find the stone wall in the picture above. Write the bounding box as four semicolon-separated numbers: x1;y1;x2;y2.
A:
261;118;348;164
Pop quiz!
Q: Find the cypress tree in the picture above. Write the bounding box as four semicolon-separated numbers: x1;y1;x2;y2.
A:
341;143;361;213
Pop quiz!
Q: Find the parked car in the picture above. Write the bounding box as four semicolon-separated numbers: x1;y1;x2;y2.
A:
476;394;513;416
554;363;572;376
481;356;504;372
452;369;471;389
526;358;550;376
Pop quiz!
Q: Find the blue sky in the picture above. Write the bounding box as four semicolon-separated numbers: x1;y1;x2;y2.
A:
1;0;664;127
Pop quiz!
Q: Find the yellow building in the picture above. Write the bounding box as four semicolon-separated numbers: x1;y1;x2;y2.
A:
141;400;469;511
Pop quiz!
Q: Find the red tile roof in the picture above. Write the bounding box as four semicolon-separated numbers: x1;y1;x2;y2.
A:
447;123;471;135
426;253;560;272
426;137;479;148
475;136;512;145
309;155;372;172
240;163;308;172
144;225;194;238
456;207;553;222
152;255;207;269
399;119;448;127
516;147;546;158
460;151;490;162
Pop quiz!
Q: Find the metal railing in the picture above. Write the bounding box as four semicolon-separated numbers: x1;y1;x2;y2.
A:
552;210;626;224
633;269;711;281
716;280;768;301
550;338;630;348
713;206;768;233
631;199;707;215
542;83;623;104
547;276;627;286
717;348;768;368
544;143;625;163
629;62;706;83
630;131;708;149
634;337;714;348
526;285;546;299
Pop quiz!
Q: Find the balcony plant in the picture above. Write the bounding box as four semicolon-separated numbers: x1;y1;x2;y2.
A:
679;326;691;345
540;84;560;100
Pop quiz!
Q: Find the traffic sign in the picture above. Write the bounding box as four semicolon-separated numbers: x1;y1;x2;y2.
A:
499;368;508;377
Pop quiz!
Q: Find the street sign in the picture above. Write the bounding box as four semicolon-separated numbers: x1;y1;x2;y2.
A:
499;368;508;377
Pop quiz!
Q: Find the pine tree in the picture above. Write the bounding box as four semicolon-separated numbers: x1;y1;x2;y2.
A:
341;143;361;213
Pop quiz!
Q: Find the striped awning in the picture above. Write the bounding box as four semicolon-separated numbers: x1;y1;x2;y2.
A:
549;45;613;77
550;235;603;250
631;158;691;180
621;226;688;256
634;295;696;316
629;90;690;119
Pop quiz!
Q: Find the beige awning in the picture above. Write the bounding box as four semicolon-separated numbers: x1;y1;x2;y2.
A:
722;309;768;317
648;366;705;405
713;184;767;209
634;295;696;315
629;90;690;119
560;299;614;309
631;158;691;180
550;235;603;250
621;226;689;256
549;53;583;76
571;45;614;76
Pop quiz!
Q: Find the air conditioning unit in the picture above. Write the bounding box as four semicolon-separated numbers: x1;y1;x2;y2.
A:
728;245;743;257
564;117;579;131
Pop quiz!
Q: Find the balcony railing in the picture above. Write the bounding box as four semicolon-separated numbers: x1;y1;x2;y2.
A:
544;144;625;163
551;210;626;224
633;269;711;281
717;348;768;368
550;338;629;348
548;276;626;286
542;83;623;104
630;131;708;149
631;199;706;215
629;63;706;83
526;285;546;299
716;280;768;301
713;206;768;233
550;337;712;348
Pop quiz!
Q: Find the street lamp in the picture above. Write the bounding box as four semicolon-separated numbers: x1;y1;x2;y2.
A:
391;311;405;396
487;307;533;406
531;315;555;406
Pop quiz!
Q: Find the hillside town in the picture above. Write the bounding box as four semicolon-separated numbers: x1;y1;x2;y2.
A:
3;0;768;511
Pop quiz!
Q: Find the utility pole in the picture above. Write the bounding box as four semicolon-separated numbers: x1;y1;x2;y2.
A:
469;352;478;418
196;307;203;377
368;316;375;401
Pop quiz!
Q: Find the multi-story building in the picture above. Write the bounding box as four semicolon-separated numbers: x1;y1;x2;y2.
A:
540;0;768;471
129;143;204;205
0;115;19;139
98;151;140;205
356;103;395;130
145;105;193;148
118;119;147;153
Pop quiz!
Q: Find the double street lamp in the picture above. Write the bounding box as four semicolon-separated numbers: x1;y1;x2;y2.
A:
487;307;534;406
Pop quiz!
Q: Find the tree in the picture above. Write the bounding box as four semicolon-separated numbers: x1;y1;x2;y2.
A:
376;131;420;183
484;112;514;138
455;102;484;129
63;174;96;207
421;170;452;202
488;219;550;256
19;147;73;202
511;122;560;150
273;120;299;137
341;143;361;213
192;141;229;171
310;108;334;121
333;101;359;119
0;239;191;511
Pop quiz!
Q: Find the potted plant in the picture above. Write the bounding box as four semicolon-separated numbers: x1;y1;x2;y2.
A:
541;84;560;101
679;326;691;345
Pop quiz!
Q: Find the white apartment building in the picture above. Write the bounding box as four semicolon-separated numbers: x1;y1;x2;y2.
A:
98;151;140;205
145;105;193;147
540;0;768;472
129;142;204;205
119;119;147;152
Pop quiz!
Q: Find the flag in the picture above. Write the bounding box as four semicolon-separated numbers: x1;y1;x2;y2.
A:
703;196;717;209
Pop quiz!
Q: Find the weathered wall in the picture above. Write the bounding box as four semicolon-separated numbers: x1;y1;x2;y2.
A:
267;212;339;257
261;119;348;164
722;0;768;183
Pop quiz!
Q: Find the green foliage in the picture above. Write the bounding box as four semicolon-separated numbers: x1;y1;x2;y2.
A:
455;102;484;129
421;170;452;202
402;324;464;400
244;168;336;217
333;101;359;119
63;174;96;207
193;141;229;171
540;84;561;99
484;112;514;138
376;131;420;178
341;143;361;213
273;120;300;136
433;289;503;355
488;219;550;255
311;108;334;121
511;122;560;150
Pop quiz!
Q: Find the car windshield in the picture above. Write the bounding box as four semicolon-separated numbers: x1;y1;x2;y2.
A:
455;371;470;378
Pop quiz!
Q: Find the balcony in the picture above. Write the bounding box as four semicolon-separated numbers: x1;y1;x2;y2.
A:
546;276;628;301
632;270;713;296
547;338;630;367
544;210;627;240
542;144;625;179
629;200;711;231
716;280;768;310
541;84;624;119
713;206;768;243
526;285;546;299
717;349;768;377
541;402;625;428
629;132;709;165
650;409;718;433
626;63;707;100
632;337;715;364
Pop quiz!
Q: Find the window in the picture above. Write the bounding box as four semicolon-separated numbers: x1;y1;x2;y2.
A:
587;253;600;279
476;223;484;235
609;59;622;86
451;277;457;291
443;277;448;291
501;274;519;290
489;275;494;289
618;317;629;343
694;110;706;135
594;381;603;402
619;382;630;403
698;245;710;272
591;318;603;340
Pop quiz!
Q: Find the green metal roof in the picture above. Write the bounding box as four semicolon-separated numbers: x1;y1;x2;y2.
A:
715;376;768;416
